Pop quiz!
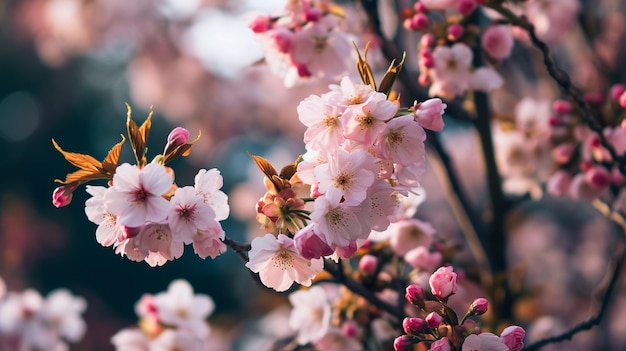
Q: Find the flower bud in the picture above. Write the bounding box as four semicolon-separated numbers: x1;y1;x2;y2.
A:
342;320;359;338
447;24;464;41
414;1;428;12
609;84;626;102
304;7;322;22
469;297;488;316
163;127;190;156
429;266;457;300
249;15;272;33
403;317;427;335
52;182;79;208
394;335;418;351
294;224;335;260
358;254;378;275
405;284;426;309
425;311;444;329
409;13;429;31
620;90;626;109
414;98;446;132
456;0;476;15
552;99;571;114
500;326;525;351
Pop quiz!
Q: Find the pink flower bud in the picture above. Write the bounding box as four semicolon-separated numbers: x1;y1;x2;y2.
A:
609;84;626;102
456;0;477;15
430;337;451;351
420;33;435;48
342;320;359;338
409;13;429;30
447;24;464;41
403;317;426;335
394;335;418;351
585;165;610;189
552;99;571;114
52;182;79;208
249;15;272;33
304;7;322;22
358;254;378;275
482;25;514;60
414;98;447;132
429;266;457;299
620;91;626;109
163;127;190;155
425;312;444;329
418;72;431;86
405;284;426;309
469;297;488;315
269;28;294;53
294;62;312;78
294;224;335;260
500;326;525;351
414;2;428;12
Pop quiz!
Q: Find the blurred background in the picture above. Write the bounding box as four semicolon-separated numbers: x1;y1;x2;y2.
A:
1;0;626;350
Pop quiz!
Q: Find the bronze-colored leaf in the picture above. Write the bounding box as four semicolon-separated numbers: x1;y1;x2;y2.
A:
52;139;102;171
102;135;126;174
377;52;406;97
161;130;202;165
126;103;150;166
353;41;376;92
249;153;278;179
278;155;302;180
55;169;108;185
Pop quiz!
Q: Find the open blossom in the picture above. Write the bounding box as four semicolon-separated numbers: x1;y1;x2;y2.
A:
327;76;375;106
388;219;436;256
192;220;227;259
429;43;473;99
168;186;216;244
105;163;173;227
153;280;214;339
289;285;332;344
194;168;229;221
310;195;371;247
376;115;427;166
462;333;509;351
429;266;458;299
246;234;324;292
85;185;124;247
298;94;346;152
341;92;398;145
314;148;379;205
500;326;525;351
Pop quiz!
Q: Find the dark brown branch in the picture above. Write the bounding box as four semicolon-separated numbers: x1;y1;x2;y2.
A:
324;258;406;320
487;3;626;174
223;236;251;262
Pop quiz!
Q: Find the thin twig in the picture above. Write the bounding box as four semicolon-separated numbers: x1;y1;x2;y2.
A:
223;236;251;262
523;235;625;351
324;258;406;320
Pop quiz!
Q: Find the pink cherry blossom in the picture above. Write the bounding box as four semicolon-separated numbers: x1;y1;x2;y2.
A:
366;180;402;232
429;43;473;99
341;93;398;145
153;279;214;339
85;185;125;247
194;168;229;221
105;163;173;228
462;333;509;351
429;266;458;299
414;98;446;132
293;223;335;260
168;186;216;244
289;285;332;344
404;246;442;271
500;326;525;351
149;329;203;351
310;195;370;247
192;220;227;259
388;219;436;256
326;76;375;106
376;115;426;166
298;94;346;152
245;234;324;292
135;223;184;266
314;148;379;205
482;25;514;60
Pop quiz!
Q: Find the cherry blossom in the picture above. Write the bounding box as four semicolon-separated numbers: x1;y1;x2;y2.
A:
245;234;324;292
168;186;216;244
85;185;125;247
105;163;173;228
289;285;332;344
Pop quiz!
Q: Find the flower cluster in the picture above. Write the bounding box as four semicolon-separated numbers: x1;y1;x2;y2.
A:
395;266;525;351
544;85;626;205
0;276;86;351
248;0;354;87
111;279;216;350
52;107;229;266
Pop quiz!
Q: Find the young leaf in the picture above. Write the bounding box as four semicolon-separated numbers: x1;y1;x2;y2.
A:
378;52;406;97
102;135;125;174
126;103;152;166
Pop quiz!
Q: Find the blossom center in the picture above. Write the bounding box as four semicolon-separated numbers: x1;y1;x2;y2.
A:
334;172;352;189
272;248;294;270
313;36;328;53
323;114;339;128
